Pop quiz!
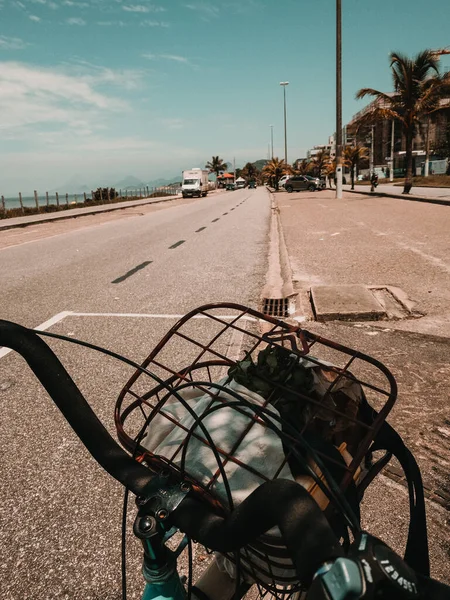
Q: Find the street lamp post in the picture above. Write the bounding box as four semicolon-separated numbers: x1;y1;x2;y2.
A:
270;125;274;159
335;0;343;199
370;125;374;175
280;82;289;165
390;120;395;182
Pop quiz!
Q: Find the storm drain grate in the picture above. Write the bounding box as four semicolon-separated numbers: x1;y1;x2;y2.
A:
262;297;290;318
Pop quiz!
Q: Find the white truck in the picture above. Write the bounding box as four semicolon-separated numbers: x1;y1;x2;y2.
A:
181;168;209;198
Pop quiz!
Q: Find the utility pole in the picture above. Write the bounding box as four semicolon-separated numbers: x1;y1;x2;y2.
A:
390;120;395;182
270;125;274;159
335;0;343;199
280;82;289;164
370;125;374;175
424;116;431;177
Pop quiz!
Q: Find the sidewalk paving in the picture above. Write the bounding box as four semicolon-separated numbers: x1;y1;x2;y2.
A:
273;188;449;580
343;183;450;206
0;193;180;232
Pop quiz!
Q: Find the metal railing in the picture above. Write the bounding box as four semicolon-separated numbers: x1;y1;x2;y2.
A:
0;187;183;220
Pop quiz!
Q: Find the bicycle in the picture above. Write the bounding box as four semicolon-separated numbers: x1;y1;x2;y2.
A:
1;302;448;600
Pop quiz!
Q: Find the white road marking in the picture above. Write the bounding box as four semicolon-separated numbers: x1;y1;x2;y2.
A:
0;311;73;359
0;311;257;360
70;311;257;320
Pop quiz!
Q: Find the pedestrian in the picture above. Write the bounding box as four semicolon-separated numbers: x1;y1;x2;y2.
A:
370;172;378;192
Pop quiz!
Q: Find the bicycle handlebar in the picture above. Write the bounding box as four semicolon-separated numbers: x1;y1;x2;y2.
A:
0;320;155;497
1;320;449;598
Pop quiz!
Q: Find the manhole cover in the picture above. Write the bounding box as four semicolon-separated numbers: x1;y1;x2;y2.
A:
310;285;385;322
262;298;290;318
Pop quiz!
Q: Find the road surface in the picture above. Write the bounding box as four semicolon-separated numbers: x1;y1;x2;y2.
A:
0;187;272;600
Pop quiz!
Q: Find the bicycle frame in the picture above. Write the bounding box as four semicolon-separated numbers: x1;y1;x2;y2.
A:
135;513;187;600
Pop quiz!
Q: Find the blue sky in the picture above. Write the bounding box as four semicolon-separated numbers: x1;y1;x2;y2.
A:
1;0;450;194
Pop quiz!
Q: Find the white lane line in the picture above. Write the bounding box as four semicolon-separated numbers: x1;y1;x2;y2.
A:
0;311;74;359
0;311;258;360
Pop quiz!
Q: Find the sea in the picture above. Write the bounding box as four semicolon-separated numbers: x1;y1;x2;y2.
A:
2;192;91;210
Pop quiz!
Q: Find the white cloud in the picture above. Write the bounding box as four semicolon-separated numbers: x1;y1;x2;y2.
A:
140;19;169;27
66;16;86;25
161;54;189;63
123;3;165;12
63;0;90;6
0;62;127;135
0;35;28;50
122;4;150;12
98;20;126;26
29;14;41;21
33;0;58;8
142;53;192;65
184;3;219;20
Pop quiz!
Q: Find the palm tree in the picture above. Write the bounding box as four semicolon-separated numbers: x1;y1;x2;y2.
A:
324;160;336;189
344;144;369;190
296;159;313;175
241;162;259;182
310;149;330;178
262;157;289;190
205;156;227;185
356;50;450;194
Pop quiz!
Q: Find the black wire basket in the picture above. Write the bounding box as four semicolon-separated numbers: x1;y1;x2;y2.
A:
115;303;397;594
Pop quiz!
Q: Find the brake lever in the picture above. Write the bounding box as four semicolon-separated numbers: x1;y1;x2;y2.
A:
306;532;420;600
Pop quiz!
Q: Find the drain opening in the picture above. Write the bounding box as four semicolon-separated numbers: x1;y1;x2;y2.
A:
262;298;289;318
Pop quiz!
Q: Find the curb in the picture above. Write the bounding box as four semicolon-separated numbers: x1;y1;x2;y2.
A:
261;190;295;303
0;194;181;232
346;188;450;206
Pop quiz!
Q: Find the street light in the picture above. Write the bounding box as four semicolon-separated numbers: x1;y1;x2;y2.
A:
280;82;289;164
270;124;274;159
335;0;343;199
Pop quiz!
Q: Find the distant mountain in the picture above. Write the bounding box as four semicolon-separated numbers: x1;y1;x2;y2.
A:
253;159;269;170
114;175;146;190
50;174;90;193
146;176;182;188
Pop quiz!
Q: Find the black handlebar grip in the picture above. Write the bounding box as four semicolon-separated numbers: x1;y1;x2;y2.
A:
172;479;344;584
0;320;155;497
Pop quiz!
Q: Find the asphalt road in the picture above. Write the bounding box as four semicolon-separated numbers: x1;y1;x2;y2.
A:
0;188;269;327
0;187;272;599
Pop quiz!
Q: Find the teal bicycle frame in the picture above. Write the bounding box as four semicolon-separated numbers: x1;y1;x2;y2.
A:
135;513;188;600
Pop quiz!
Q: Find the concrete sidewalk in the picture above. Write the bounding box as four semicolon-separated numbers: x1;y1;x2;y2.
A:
0;193;180;232
343;184;450;206
272;188;449;580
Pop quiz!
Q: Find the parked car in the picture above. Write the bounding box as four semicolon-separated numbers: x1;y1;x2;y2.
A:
278;175;291;188
284;176;319;193
226;182;236;191
305;175;326;190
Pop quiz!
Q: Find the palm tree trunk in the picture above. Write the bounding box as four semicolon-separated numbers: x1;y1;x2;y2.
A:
403;127;413;194
351;164;355;190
